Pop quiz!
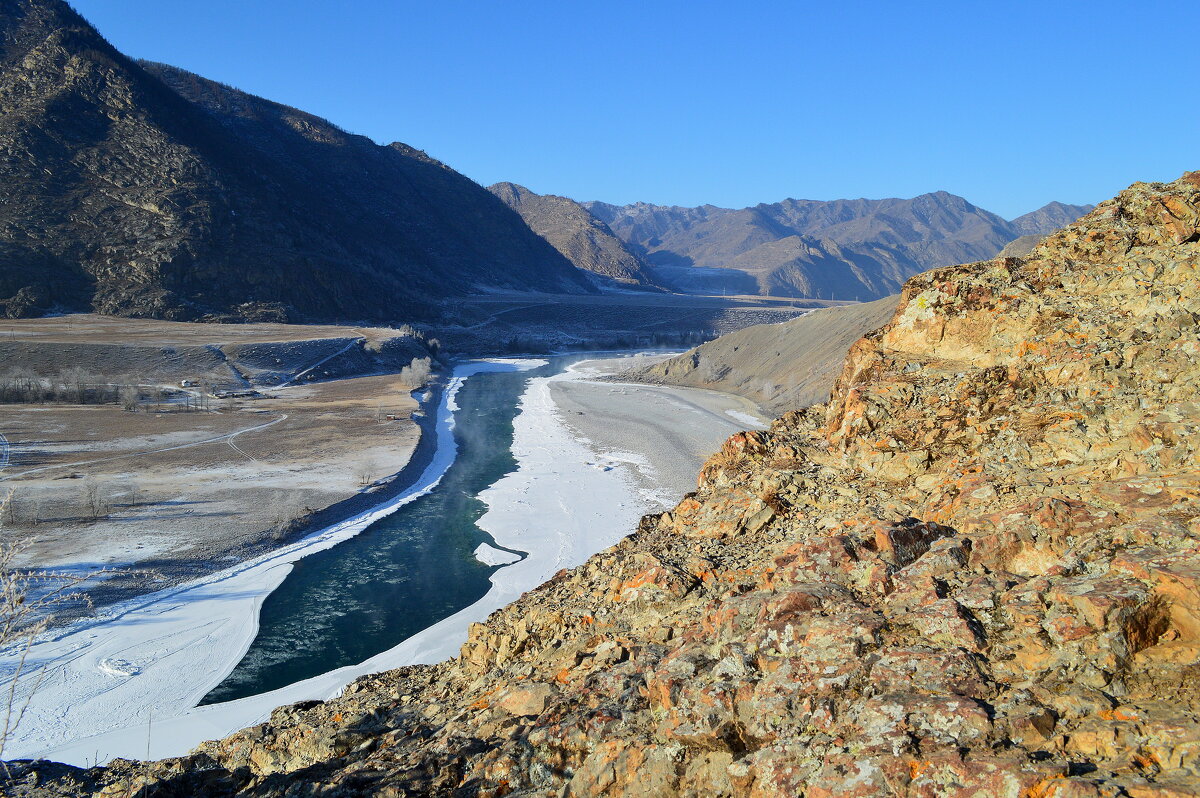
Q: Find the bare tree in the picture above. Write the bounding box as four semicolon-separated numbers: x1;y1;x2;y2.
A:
59;367;88;404
269;510;293;543
122;480;141;509
356;459;379;487
82;480;107;520
268;497;314;543
0;489;14;526
0;543;90;761
399;357;433;388
119;385;139;411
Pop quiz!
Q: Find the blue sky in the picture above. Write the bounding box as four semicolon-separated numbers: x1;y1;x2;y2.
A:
71;0;1198;219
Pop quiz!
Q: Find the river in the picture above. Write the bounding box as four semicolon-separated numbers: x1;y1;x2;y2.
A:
202;358;560;703
4;351;766;764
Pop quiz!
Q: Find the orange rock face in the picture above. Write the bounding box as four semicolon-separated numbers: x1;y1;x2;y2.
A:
15;172;1200;796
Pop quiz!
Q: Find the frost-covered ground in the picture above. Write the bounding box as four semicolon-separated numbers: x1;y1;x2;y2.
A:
0;359;540;764
3;354;766;766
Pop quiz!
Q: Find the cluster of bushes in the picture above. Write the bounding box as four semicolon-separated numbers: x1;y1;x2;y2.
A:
398;357;433;388
0;369;208;410
386;325;440;358
0;369;136;406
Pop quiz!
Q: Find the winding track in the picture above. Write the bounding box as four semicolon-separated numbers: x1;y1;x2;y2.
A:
275;338;364;388
0;414;288;482
1;335;373;478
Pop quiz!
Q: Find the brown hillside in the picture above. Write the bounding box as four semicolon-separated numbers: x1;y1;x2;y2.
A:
622;295;900;414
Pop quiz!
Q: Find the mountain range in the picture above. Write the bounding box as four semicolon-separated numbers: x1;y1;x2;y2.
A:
0;0;592;322
0;0;1095;323
586;194;1094;299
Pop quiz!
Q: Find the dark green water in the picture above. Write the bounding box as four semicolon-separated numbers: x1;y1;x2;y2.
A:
202;358;565;704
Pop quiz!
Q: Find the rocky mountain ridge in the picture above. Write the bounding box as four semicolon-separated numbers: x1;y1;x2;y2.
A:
12;172;1197;796
0;0;592;323
487;182;661;289
586;193;1094;301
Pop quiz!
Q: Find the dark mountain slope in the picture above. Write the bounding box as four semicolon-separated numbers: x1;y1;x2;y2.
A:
0;0;591;322
487;182;660;288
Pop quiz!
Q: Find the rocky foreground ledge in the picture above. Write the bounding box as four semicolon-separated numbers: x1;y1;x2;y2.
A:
11;173;1200;796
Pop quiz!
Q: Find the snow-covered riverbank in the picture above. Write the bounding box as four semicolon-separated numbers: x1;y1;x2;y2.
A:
0;359;543;765
4;353;766;766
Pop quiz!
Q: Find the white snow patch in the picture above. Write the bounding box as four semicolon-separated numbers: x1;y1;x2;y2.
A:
0;358;544;766
95;658;140;678
725;409;769;429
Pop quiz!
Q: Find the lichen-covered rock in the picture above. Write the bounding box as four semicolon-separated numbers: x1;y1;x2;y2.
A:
10;172;1200;796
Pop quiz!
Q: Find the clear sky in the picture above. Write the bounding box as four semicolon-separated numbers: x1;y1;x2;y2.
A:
70;0;1198;219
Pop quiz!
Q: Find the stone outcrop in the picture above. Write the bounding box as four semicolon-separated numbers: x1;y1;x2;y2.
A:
9;173;1199;795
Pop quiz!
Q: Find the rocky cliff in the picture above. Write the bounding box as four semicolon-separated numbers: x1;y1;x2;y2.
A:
488;182;661;289
0;0;592;323
586;195;1094;301
621;296;900;414
11;173;1199;796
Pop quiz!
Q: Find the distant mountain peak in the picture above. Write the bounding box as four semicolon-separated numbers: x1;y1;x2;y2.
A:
1009;201;1097;235
488;183;662;289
